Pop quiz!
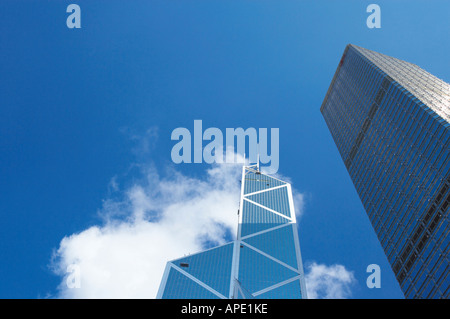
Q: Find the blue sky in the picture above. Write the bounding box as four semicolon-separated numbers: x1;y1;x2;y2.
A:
0;0;449;298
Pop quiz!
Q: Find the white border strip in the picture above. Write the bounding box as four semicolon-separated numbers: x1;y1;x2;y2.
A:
287;184;308;298
230;166;247;298
286;184;297;224
156;262;171;299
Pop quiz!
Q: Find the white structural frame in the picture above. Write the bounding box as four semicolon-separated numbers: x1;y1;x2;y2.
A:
229;163;307;299
157;163;308;299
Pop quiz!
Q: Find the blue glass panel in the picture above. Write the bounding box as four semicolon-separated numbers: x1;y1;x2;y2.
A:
243;224;298;269
171;243;233;297
162;268;221;299
240;223;288;239
257;279;302;299
240;200;290;237
238;244;299;294
246;186;291;218
244;171;286;195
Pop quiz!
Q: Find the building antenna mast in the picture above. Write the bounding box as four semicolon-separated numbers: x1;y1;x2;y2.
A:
257;153;260;171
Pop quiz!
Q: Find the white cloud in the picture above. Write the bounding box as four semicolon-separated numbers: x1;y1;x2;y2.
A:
304;262;356;299
292;190;305;218
51;161;243;298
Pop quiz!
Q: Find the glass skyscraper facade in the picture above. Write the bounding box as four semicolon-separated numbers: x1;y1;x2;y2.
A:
157;164;307;299
321;44;450;298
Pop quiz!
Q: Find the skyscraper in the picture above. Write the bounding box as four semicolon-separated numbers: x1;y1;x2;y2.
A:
321;44;450;298
157;163;307;299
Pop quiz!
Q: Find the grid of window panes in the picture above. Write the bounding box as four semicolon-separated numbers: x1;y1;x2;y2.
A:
353;45;450;124
321;44;449;299
161;264;222;299
162;243;234;299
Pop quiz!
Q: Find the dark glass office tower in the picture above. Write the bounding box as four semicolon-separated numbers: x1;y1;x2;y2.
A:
157;164;307;299
321;44;450;298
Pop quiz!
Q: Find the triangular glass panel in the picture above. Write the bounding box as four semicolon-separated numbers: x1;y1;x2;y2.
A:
242;224;298;269
238;244;299;294
171;242;233;297
256;278;302;299
240;200;290;238
244;172;286;195
162;267;222;299
246;186;291;218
